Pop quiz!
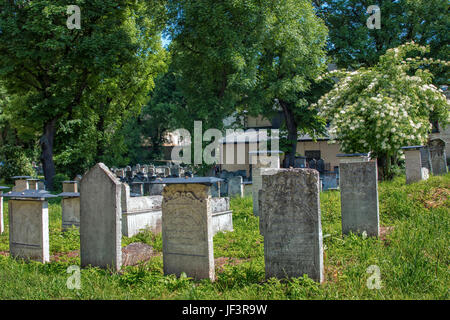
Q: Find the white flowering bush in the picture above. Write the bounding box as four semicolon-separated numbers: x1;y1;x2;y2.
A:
314;43;449;178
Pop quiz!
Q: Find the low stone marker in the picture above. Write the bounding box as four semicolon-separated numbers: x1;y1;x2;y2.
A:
338;154;379;237
429;138;448;175
161;177;223;281
259;168;324;282
249;150;283;216
80;163;122;271
121;183;163;237
227;176;244;198
57;181;80;230
27;178;40;190
3;189;57;263
0;186;10;234
12;176;32;192
401;146;429;184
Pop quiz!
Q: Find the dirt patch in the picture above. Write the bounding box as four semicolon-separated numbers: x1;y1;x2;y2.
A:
420;188;450;209
380;226;394;246
51;250;79;262
214;257;249;272
0;251;9;257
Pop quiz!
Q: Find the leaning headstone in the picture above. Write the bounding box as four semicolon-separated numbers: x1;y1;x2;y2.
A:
249;151;283;216
3;189;57;263
428;138;448;175
401;146;429;184
162;177;222;281
0;186;10;234
58;181;80;230
228;176;244;198
259;168;323;282
338;154;379;237
80;163;122;271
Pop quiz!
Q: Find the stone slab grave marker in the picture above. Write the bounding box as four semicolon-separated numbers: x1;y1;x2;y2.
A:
121;183;163;237
80;163;122;271
249;150;283;216
57;181;80;230
338;154;379;237
259;168;324;282
0;186;10;234
3;189;57;263
227;176;244;198
27;178;40;190
161;177;223;281
12;176;32;192
428;138;448;175
401;146;429;184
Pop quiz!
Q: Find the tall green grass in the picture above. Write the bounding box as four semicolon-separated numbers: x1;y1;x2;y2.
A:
0;174;448;299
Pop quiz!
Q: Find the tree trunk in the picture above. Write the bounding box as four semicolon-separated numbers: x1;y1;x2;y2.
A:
279;100;297;167
40;118;57;190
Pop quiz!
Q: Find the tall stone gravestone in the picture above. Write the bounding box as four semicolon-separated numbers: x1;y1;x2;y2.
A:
250;151;282;216
429;139;448;175
80;163;122;271
339;155;379;237
162;178;220;281
228;176;244;198
401;146;429;184
58;181;80;230
259;168;324;282
3;190;57;263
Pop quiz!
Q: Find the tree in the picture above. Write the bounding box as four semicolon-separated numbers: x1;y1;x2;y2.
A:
247;0;329;166
314;43;449;179
0;1;167;189
167;0;330;166
315;0;449;84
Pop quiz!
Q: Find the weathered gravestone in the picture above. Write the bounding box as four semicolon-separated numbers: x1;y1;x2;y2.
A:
27;178;40;190
12;176;32;192
80;163;122;271
250;151;282;216
3;189;57;263
259;168;324;282
338;155;379;237
162;177;223;281
401;146;429;184
428;139;448;175
0;186;9;234
227;176;244;198
58;181;80;230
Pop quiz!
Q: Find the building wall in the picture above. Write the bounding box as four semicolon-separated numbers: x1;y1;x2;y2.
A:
296;140;342;169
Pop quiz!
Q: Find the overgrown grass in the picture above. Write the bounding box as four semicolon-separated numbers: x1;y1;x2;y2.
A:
0;174;448;299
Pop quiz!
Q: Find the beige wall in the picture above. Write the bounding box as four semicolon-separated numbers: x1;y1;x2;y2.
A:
220;140;342;174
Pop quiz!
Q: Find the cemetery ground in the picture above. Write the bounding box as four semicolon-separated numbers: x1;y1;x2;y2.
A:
0;174;448;300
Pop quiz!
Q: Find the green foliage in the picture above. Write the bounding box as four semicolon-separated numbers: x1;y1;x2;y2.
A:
0;145;35;183
52;173;70;194
315;43;449;178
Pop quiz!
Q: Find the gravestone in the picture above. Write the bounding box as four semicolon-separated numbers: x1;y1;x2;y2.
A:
3;190;57;263
339;156;379;237
401;146;429;184
12;176;31;192
27;179;40;190
58;181;80;230
259;168;323;282
130;182;144;196
80;163;122;271
428;139;448;175
162;178;221;281
228;176;244;198
249;151;283;216
0;186;9;234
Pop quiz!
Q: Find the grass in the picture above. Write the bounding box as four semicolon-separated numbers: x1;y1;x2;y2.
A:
0;174;449;299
